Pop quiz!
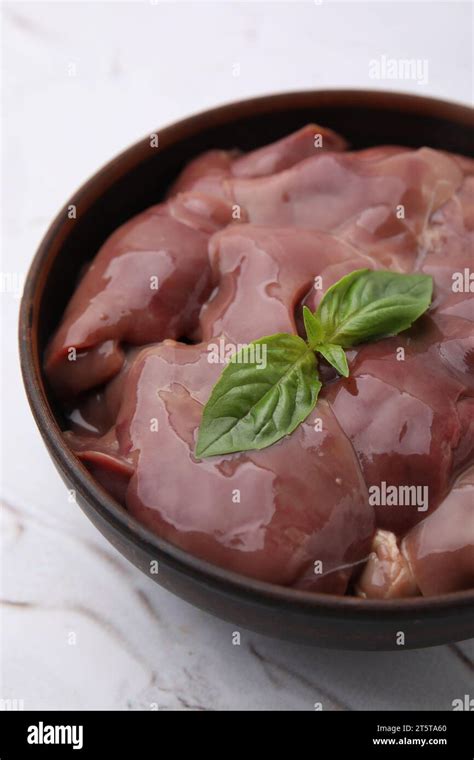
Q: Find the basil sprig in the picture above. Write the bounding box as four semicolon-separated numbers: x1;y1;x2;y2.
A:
196;335;321;458
195;269;432;458
317;268;433;347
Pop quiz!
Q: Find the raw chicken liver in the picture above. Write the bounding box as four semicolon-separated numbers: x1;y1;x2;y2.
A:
46;125;474;597
72;341;373;591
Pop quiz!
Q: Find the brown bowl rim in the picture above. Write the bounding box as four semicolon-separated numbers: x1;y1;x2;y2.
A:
19;89;474;619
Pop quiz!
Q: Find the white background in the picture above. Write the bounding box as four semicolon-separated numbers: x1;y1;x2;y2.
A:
1;0;473;710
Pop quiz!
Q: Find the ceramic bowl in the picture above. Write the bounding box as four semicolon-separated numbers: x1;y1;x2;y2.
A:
19;90;474;650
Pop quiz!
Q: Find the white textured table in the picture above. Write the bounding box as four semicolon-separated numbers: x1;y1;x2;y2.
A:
1;0;473;711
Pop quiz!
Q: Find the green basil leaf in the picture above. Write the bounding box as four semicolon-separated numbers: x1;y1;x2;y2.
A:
316;269;433;347
195;334;321;458
316;343;349;377
302;305;324;348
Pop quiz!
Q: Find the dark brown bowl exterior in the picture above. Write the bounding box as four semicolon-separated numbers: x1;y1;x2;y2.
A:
19;90;474;650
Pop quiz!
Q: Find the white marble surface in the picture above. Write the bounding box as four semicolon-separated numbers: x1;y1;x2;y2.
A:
1;0;473;711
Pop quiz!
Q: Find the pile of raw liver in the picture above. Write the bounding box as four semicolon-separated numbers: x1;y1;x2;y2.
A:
45;125;474;598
